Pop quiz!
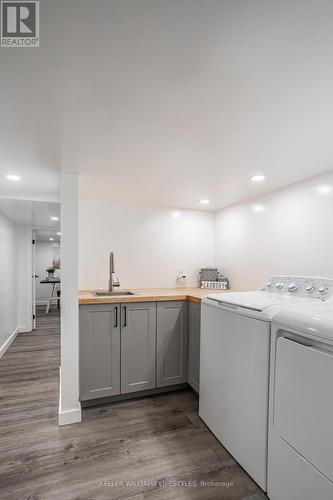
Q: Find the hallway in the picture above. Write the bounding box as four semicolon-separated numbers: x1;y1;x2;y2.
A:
0;308;266;500
0;307;60;498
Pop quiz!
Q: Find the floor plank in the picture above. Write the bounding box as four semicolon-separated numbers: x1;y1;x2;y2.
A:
0;306;267;500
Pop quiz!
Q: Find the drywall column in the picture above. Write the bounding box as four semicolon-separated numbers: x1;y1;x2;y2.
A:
59;172;81;425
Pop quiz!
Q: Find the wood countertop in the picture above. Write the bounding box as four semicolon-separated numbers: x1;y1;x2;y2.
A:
79;287;233;305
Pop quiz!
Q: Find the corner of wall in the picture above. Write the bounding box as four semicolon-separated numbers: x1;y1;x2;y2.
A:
212;209;218;267
0;327;19;358
58;367;81;426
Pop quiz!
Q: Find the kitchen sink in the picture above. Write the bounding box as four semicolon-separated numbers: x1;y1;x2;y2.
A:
94;291;135;297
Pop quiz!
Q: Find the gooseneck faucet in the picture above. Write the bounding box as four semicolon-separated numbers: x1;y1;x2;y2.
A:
108;252;120;292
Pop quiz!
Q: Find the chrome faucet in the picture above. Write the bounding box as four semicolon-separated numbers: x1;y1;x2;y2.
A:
108;252;120;292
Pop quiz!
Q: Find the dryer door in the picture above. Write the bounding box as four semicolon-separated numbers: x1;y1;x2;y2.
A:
274;336;333;483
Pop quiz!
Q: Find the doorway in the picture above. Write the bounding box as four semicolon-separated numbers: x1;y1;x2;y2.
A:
32;225;61;329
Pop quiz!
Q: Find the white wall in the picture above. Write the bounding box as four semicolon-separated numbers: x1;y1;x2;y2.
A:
36;242;60;304
0;214;29;353
215;171;333;291
79;200;216;290
0;214;18;350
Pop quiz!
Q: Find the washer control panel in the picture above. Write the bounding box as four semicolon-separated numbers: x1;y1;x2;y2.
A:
261;276;333;301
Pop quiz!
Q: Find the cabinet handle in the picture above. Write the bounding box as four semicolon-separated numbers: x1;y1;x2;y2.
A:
123;306;127;327
115;306;118;328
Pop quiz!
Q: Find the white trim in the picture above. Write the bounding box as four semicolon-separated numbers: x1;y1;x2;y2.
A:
0;328;19;358
36;300;48;305
26;227;33;332
17;325;32;333
58;367;81;425
31;229;37;331
58;407;82;426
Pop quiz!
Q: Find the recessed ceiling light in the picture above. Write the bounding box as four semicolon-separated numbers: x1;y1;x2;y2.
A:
199;199;210;205
316;184;332;195
250;174;266;182
252;204;266;212
57;232;61;236
50;216;59;221
49;238;54;241
6;174;21;182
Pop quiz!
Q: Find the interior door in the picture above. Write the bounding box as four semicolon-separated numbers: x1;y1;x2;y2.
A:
32;230;37;330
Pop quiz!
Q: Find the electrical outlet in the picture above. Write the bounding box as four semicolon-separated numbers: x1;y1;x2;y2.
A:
177;270;188;283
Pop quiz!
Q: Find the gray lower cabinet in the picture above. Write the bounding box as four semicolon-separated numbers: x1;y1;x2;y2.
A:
188;301;201;393
80;299;195;402
121;302;156;393
80;304;120;401
156;301;189;387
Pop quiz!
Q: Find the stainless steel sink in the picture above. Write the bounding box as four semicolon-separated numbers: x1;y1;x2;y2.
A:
94;291;135;297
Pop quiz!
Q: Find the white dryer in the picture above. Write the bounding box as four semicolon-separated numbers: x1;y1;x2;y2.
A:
199;276;333;492
268;303;333;500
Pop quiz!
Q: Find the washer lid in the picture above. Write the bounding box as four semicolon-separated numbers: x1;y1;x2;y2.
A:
273;305;333;342
205;291;304;312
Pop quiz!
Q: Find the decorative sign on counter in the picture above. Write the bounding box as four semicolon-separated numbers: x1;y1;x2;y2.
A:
200;267;229;289
201;280;229;290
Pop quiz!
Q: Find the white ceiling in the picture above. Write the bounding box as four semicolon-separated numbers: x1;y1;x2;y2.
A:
0;168;60;202
1;0;333;210
0;199;60;241
36;229;61;243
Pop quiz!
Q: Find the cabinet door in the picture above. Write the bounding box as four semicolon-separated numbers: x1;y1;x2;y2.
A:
121;302;156;394
157;301;189;387
188;301;201;393
80;304;120;401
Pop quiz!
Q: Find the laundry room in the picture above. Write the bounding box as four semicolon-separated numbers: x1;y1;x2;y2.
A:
1;1;333;500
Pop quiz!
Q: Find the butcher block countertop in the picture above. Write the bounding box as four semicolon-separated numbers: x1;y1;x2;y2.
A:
79;287;233;305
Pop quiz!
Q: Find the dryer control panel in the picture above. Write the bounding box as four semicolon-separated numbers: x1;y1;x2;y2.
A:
261;276;333;301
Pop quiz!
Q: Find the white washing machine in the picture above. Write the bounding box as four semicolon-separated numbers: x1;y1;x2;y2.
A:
268;303;333;500
199;276;333;492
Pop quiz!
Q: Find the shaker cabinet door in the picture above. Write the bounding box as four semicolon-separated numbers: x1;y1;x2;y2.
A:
80;304;120;401
157;301;189;387
121;302;156;394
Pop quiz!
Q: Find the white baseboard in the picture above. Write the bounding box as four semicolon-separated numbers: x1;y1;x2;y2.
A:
17;325;32;333
58;407;82;426
58;367;82;426
0;328;19;358
36;300;48;305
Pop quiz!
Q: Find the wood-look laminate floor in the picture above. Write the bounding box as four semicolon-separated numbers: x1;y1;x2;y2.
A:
0;306;268;500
